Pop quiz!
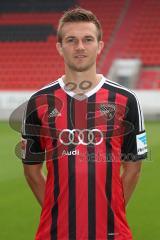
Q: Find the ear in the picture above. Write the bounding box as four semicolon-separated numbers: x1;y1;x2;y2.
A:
56;42;63;56
97;41;104;55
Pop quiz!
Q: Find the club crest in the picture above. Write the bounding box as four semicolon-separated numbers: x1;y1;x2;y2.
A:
100;103;116;120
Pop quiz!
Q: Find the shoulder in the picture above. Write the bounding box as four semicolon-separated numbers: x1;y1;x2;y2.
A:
103;77;139;103
103;78;145;130
31;79;60;100
24;79;61;113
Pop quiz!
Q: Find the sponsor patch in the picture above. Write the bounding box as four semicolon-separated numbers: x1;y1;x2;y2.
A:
136;132;147;155
21;138;27;159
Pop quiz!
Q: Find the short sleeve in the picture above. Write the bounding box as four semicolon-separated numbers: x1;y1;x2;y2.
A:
21;95;45;164
121;93;147;161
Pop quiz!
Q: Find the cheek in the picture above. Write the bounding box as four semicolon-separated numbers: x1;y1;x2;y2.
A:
60;49;68;59
62;47;72;57
91;46;100;57
61;49;73;63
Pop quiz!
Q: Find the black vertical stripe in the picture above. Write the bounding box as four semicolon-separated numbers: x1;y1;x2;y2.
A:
68;96;76;240
105;90;116;240
47;92;60;240
24;96;45;164
88;95;96;240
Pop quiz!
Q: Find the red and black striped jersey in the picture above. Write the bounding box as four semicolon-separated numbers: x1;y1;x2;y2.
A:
21;75;147;240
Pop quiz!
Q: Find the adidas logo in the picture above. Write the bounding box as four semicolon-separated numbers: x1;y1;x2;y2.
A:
49;108;61;118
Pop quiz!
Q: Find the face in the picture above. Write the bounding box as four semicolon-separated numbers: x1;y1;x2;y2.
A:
56;22;104;72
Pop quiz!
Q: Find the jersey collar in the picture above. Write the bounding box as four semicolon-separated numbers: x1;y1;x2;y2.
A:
58;75;106;100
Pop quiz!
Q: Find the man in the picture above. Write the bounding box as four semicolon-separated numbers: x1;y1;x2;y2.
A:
21;8;147;240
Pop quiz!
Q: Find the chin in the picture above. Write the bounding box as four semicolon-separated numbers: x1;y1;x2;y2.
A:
70;63;94;72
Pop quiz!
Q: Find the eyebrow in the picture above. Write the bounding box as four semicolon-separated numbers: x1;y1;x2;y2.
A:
64;35;95;40
64;36;76;40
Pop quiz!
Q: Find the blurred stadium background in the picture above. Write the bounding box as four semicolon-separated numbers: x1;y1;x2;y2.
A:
0;0;159;239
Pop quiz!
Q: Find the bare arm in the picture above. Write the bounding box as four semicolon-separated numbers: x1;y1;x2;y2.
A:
121;161;142;206
23;163;46;208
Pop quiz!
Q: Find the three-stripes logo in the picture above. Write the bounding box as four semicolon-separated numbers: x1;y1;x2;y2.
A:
49;108;61;118
136;132;147;155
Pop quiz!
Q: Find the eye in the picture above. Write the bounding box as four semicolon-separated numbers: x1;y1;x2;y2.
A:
66;38;76;43
87;38;92;41
85;37;94;42
67;38;74;42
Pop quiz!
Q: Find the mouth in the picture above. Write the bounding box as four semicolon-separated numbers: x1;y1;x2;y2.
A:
74;55;87;59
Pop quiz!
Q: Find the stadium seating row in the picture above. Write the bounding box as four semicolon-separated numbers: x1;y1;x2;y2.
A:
0;0;159;90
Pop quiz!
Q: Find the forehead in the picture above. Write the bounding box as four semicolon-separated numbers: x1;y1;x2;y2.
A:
61;22;98;39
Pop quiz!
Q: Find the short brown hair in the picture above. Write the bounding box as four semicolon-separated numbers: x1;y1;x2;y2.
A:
57;7;103;43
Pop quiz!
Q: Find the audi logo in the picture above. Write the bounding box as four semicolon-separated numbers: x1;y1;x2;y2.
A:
59;129;103;146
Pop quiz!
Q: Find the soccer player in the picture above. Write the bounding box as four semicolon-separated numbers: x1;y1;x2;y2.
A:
21;8;147;240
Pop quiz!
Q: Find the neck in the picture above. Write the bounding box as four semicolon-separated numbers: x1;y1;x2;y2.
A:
63;66;101;92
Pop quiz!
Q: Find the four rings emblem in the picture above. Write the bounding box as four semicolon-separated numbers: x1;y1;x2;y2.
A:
59;129;103;146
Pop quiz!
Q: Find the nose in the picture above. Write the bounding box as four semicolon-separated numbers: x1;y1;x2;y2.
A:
76;40;85;50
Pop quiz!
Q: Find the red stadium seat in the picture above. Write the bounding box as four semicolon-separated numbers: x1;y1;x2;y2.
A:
0;0;159;90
